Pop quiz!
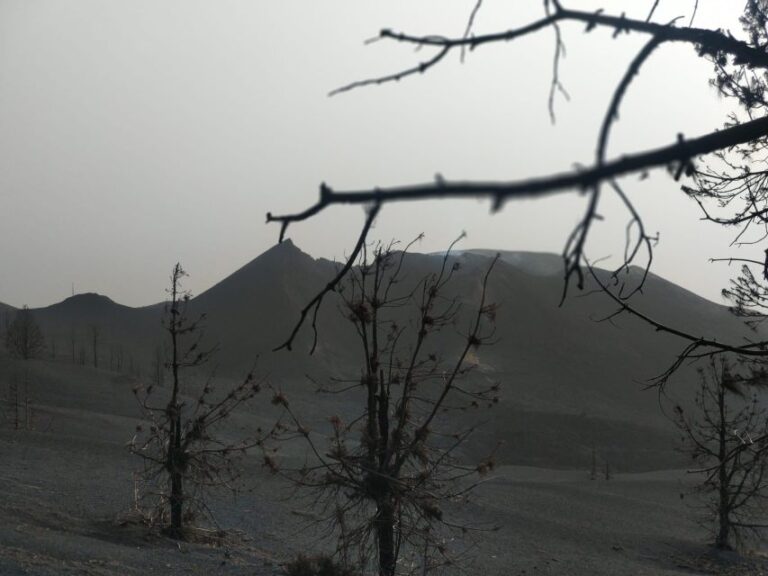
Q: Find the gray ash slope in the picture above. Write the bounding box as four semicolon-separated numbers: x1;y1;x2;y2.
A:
21;240;759;472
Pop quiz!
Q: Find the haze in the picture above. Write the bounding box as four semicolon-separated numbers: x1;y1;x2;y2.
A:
0;1;746;307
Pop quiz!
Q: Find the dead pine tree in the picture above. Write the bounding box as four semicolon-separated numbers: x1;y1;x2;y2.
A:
266;239;501;576
69;326;77;364
2;310;10;341
21;371;31;431
129;263;264;539
151;344;165;388
5;370;32;431
109;344;125;373
8;377;19;430
90;325;100;369
674;357;768;550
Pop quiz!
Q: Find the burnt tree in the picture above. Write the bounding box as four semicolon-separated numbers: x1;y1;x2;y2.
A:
266;239;500;575
674;358;768;549
90;325;100;369
129;263;263;539
5;306;45;361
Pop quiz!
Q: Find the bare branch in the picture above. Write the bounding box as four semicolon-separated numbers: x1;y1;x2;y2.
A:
271;203;381;353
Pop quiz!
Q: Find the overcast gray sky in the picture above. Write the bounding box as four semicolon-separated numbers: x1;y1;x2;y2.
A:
0;1;749;308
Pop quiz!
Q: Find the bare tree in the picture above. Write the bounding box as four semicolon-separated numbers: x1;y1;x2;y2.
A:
129;263;263;539
128;353;137;377
265;240;500;575
5;306;45;361
116;344;123;372
674;358;768;550
151;343;165;388
109;344;124;372
90;325;100;369
69;325;77;364
2;310;10;340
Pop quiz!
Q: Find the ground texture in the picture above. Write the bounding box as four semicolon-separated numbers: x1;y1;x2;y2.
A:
1;360;768;575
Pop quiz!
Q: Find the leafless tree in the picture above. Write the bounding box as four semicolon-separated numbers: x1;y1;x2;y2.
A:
151;343;166;388
90;325;100;369
2;310;10;341
129;263;263;539
69;325;77;364
128;353;141;378
674;357;768;550
265;239;500;576
110;344;124;372
5;306;45;361
116;345;123;372
266;0;768;374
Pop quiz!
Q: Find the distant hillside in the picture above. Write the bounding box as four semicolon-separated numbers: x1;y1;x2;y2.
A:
191;239;345;377
10;241;761;472
462;249;565;277
0;301;16;316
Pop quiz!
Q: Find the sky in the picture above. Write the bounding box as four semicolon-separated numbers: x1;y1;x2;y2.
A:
0;0;751;308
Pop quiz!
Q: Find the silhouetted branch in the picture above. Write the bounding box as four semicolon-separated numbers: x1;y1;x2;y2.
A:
271;203;381;353
329;47;451;97
460;0;484;62
587;264;768;385
355;6;768;80
646;0;661;22
711;257;765;267
269;117;768;226
562;33;664;299
690;0;700;27
269;115;768;308
266;1;768;399
611;180;657;298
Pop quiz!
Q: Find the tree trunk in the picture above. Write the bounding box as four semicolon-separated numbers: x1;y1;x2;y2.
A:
377;500;396;576
715;449;731;549
715;384;732;550
169;468;183;538
168;415;184;539
716;497;730;550
167;265;184;539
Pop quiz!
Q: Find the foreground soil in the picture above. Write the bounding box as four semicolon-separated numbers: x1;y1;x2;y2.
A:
1;360;768;574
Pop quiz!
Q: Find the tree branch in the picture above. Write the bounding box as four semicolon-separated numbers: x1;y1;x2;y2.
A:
267;115;768;226
271;202;381;353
